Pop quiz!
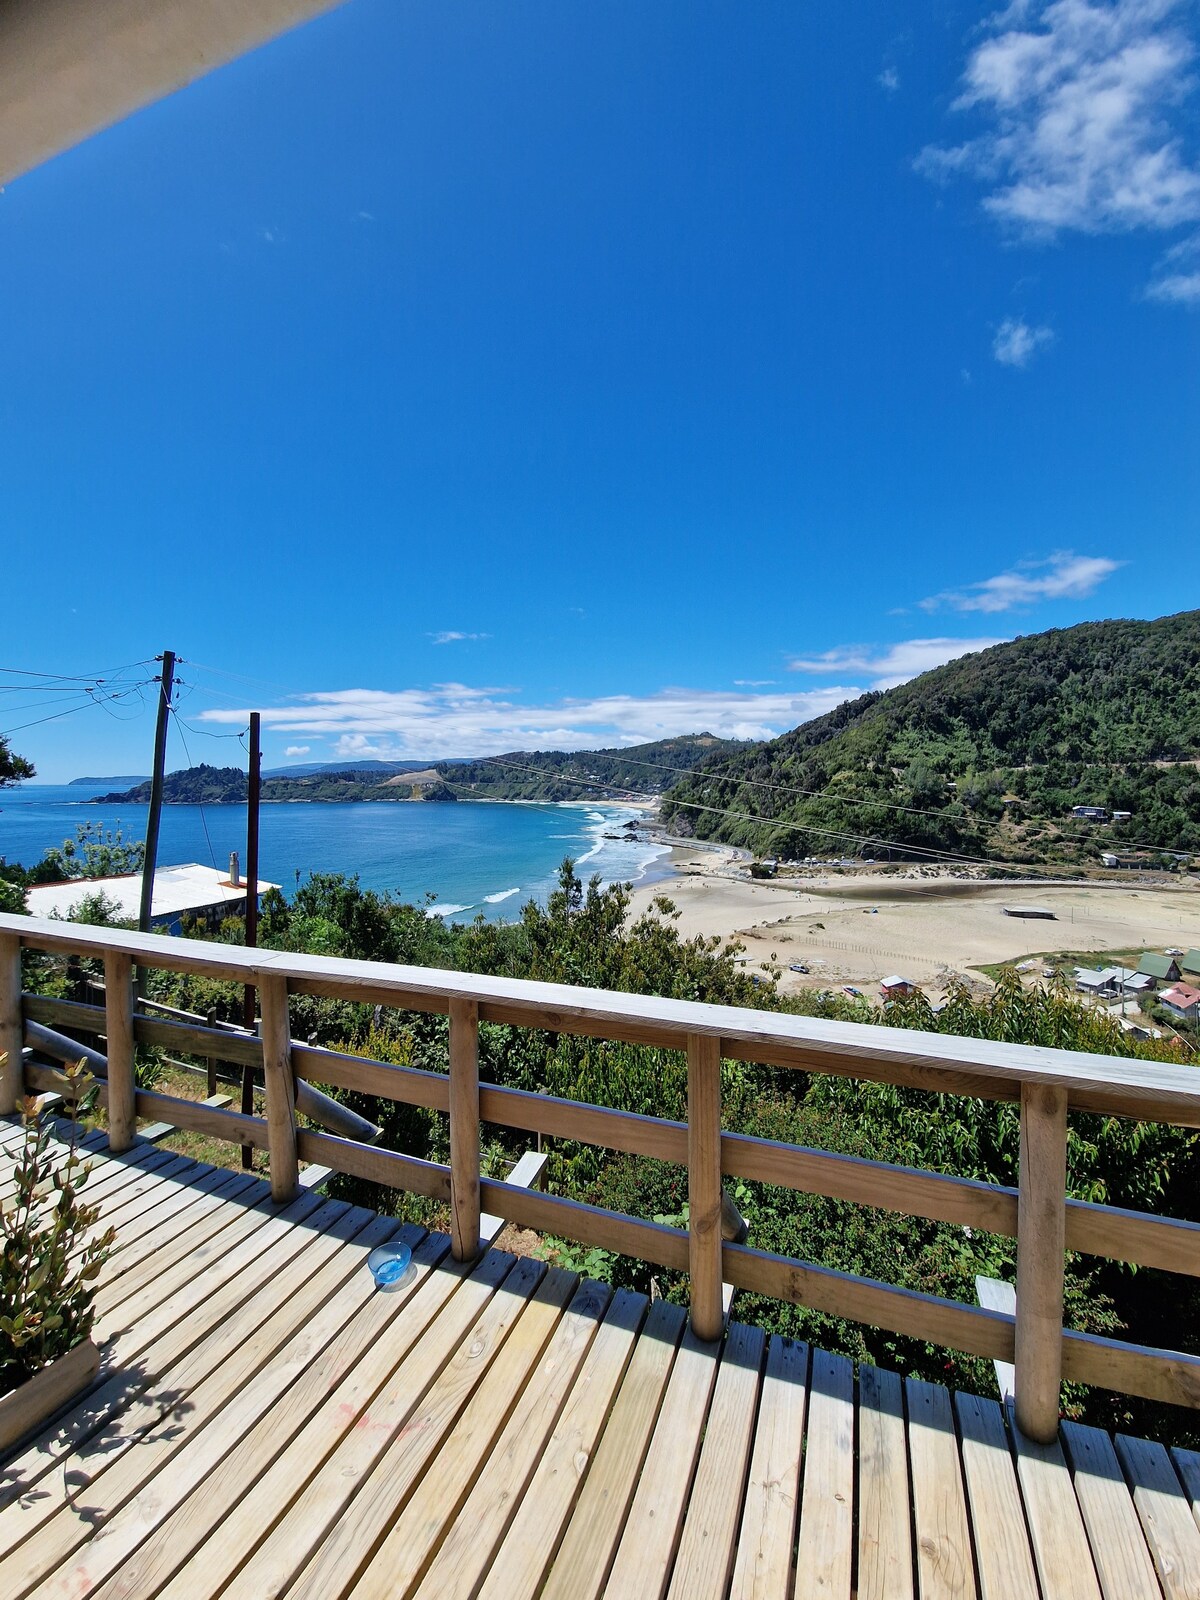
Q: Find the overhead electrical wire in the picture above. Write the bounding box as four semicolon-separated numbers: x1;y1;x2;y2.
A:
462;747;1194;865
167;704;221;874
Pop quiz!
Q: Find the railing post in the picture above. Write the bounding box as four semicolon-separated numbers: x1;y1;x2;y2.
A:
104;951;136;1152
449;997;481;1261
0;931;21;1114
259;973;299;1204
1014;1081;1068;1443
205;1007;218;1099
687;1031;724;1341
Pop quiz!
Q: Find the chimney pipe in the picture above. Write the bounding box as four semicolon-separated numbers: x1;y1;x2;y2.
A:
229;851;241;887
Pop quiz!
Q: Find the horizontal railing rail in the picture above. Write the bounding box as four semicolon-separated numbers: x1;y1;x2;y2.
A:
3;911;1200;1442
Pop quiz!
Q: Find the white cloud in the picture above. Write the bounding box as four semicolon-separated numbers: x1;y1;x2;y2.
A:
284;745;310;757
198;683;862;757
993;316;1056;365
919;0;1200;238
428;631;491;645
919;551;1120;612
1147;229;1200;300
733;678;777;687
879;66;901;92
788;638;1006;689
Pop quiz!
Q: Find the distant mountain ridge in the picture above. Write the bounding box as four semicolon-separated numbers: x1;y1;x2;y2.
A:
68;775;150;788
662;611;1200;866
435;734;745;801
91;764;458;805
90;736;744;808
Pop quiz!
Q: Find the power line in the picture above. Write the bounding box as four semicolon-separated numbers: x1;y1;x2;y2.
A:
463;747;1196;866
167;704;221;874
452;755;1044;874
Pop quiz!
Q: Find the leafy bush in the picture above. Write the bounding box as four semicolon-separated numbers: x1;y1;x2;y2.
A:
0;1060;116;1395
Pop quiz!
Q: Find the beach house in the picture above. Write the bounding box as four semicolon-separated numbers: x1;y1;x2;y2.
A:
1159;983;1200;1024
1138;952;1182;986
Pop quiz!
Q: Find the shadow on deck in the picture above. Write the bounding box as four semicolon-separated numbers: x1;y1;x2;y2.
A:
1;1121;1196;1600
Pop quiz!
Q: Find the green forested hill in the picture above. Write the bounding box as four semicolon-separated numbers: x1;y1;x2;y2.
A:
94;765;455;804
436;734;743;801
661;612;1200;864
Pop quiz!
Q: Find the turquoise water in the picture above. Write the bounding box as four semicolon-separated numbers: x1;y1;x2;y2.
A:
1;786;671;922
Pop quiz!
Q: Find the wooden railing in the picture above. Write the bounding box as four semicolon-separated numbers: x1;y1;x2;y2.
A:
4;912;1200;1444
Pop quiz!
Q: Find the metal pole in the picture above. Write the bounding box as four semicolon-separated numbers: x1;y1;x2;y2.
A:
241;711;261;1166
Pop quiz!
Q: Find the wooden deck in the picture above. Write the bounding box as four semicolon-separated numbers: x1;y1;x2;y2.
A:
3;1121;1200;1600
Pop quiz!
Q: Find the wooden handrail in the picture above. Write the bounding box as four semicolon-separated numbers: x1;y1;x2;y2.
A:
6;913;1200;1122
6;911;1200;1433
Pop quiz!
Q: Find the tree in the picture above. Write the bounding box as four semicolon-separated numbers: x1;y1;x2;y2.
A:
0;736;34;788
37;824;145;881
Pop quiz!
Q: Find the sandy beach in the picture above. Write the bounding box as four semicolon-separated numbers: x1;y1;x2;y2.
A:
629;845;1200;996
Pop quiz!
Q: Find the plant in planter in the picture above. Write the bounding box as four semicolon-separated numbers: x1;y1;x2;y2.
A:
1;1057;116;1439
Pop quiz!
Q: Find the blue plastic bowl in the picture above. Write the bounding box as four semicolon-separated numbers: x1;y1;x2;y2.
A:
367;1241;414;1292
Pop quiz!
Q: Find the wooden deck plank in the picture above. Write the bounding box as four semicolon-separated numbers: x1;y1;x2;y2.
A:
17;1207;395;1597
220;1254;551;1600
1171;1446;1200;1540
955;1391;1037;1600
0;1191;347;1528
1;1147;1192;1600
729;1336;809;1600
86;1225;448;1600
1061;1422;1162;1600
273;1258;572;1600
794;1350;855;1600
90;1178;321;1338
1011;1411;1104;1600
475;1288;649;1600
667;1321;766;1600
0;1205;393;1597
408;1276;614;1600
540;1299;686;1600
603;1323;723;1600
1115;1434;1200;1600
857;1364;914;1600
906;1378;976;1600
93;1168;265;1302
80;1151;218;1241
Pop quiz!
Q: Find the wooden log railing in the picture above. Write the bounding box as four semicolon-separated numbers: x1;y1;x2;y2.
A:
4;915;1200;1443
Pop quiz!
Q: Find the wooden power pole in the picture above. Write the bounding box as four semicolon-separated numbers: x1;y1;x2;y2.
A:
138;650;176;937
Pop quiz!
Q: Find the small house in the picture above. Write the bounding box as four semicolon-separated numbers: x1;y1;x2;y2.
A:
1113;968;1155;999
25;863;279;937
1182;950;1200;979
1160;983;1200;1024
1138;953;1181;986
1072;805;1109;821
1075;968;1116;998
880;975;916;999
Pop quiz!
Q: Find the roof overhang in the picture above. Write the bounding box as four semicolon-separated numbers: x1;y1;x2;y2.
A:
0;0;350;187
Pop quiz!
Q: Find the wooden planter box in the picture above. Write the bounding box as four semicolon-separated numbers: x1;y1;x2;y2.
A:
0;1338;100;1454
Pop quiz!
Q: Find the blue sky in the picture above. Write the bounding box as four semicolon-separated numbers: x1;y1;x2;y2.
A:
2;0;1198;782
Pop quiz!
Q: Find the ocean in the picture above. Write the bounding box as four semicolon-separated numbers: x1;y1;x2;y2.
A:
0;786;672;923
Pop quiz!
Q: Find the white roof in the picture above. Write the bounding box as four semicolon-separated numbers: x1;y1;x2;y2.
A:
880;975;911;989
26;864;279;923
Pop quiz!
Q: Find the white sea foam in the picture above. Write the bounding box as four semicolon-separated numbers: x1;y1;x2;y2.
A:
484;886;521;904
425;903;472;918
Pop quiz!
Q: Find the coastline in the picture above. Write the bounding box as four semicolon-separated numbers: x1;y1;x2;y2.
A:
627;847;1200;997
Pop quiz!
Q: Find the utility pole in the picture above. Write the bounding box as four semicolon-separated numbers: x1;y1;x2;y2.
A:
241;712;261;1165
137;652;176;996
242;712;261;1029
